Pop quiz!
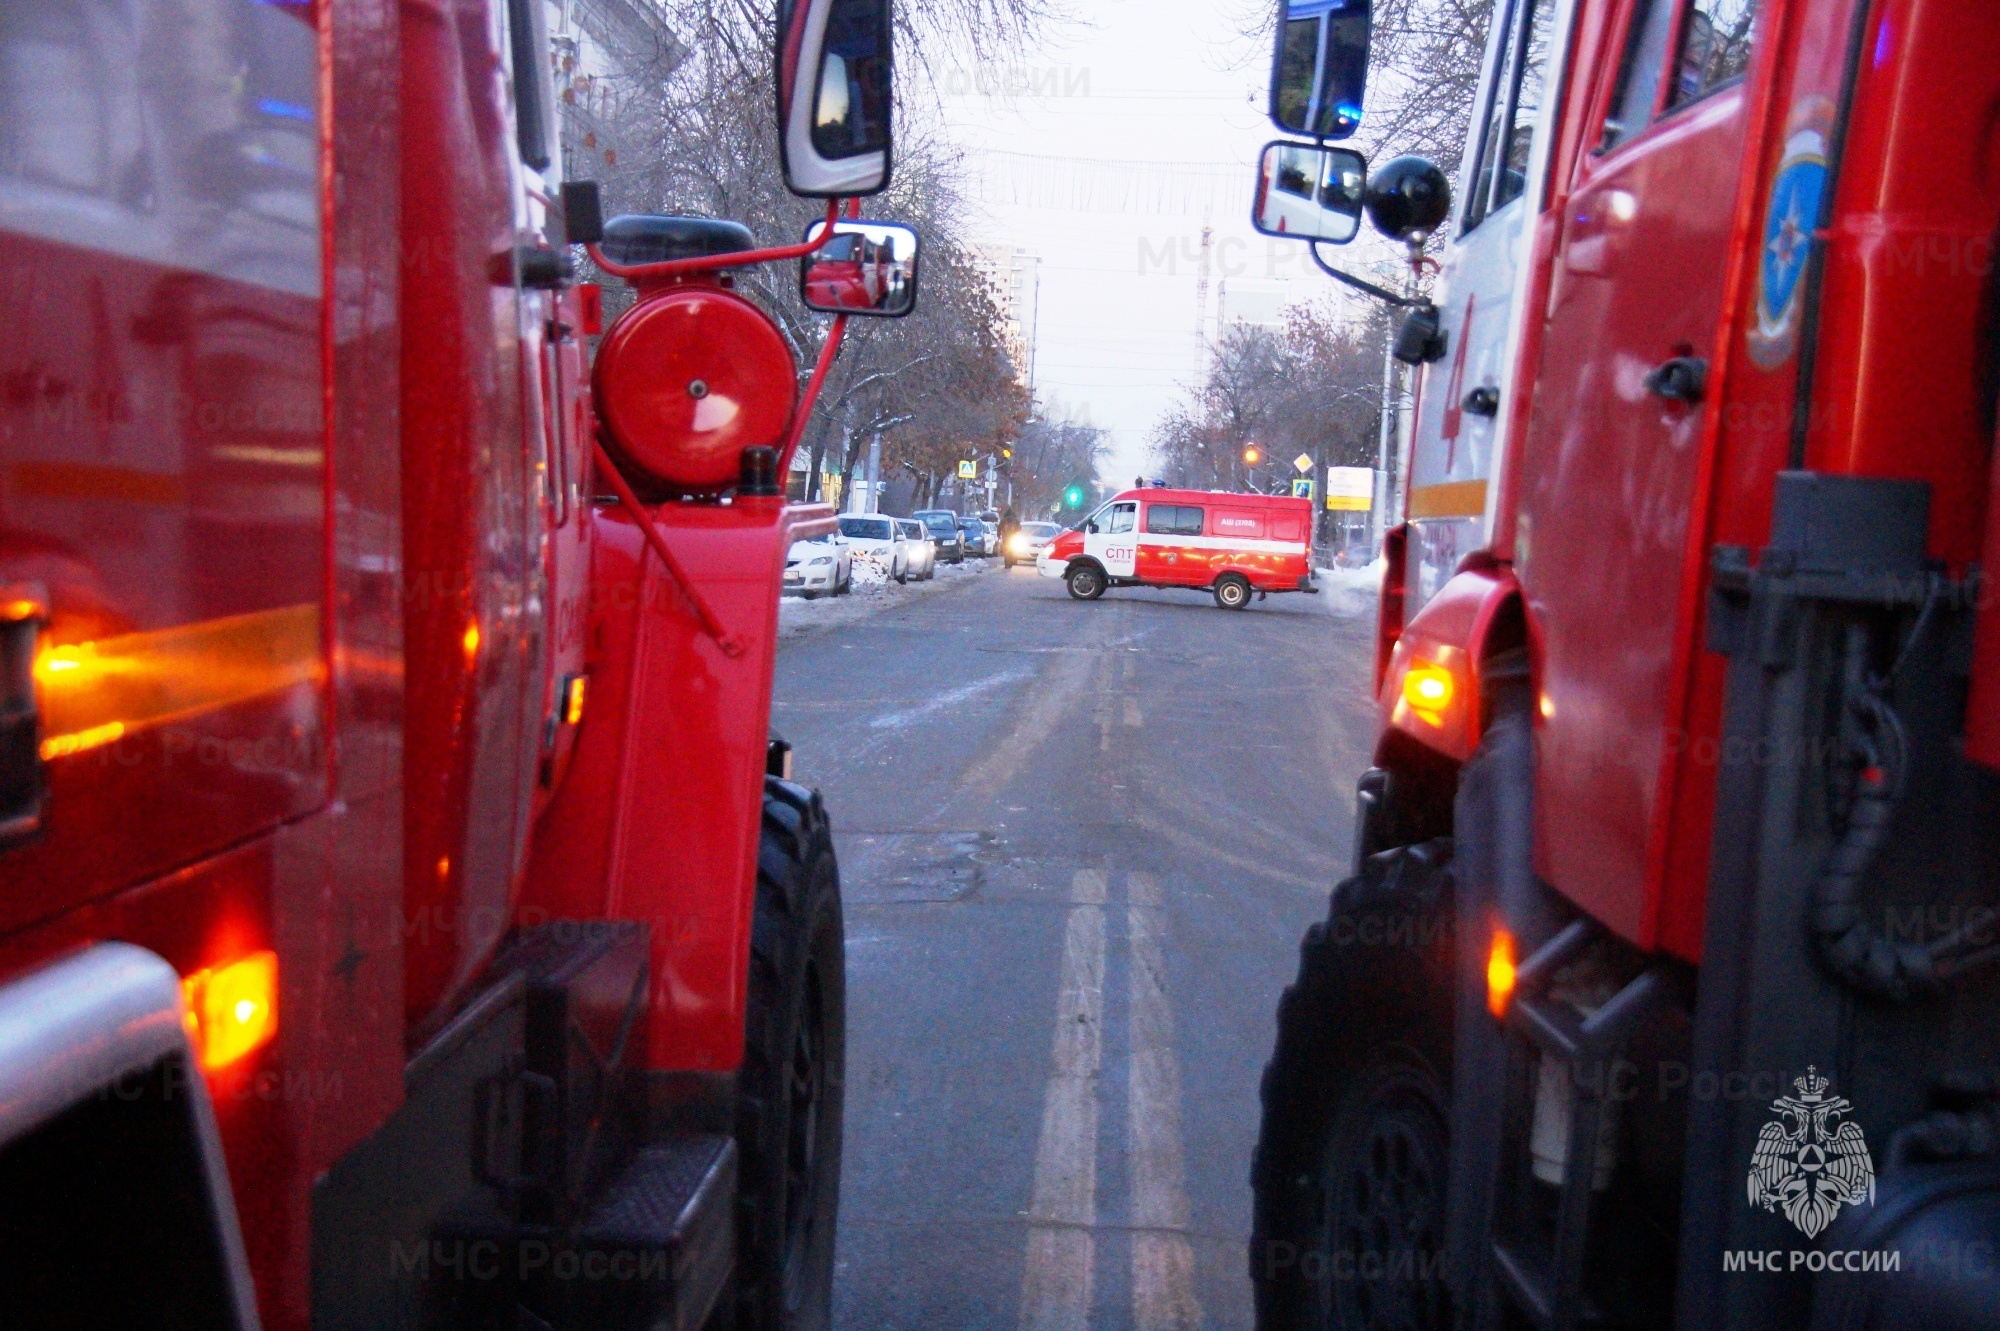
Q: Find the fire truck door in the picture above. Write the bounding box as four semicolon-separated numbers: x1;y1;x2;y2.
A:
0;0;330;926
1514;0;1759;937
1137;502;1193;585
1086;501;1139;578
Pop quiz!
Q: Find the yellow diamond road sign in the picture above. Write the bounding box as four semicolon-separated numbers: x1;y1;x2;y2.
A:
1293;452;1313;473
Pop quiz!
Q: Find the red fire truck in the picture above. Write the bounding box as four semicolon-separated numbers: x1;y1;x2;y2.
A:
1247;0;2000;1327
0;1;909;1327
1038;487;1317;608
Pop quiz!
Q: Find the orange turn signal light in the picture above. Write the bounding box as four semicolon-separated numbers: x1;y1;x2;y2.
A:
182;950;279;1071
1403;662;1455;715
1486;929;1517;1019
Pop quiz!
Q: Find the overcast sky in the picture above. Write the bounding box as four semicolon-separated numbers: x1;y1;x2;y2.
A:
923;0;1398;484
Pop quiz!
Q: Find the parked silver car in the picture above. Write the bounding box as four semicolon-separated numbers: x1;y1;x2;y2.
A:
898;518;937;580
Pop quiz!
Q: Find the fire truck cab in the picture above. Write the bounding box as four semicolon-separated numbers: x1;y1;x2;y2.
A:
1039;487;1316;609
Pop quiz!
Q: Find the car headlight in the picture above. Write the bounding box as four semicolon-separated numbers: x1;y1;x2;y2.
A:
809;555;833;566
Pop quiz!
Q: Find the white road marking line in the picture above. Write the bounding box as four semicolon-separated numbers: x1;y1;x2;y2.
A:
1019;869;1108;1330
869;667;1033;730
1095;652;1116;752
1123;696;1143;728
1128;872;1204;1331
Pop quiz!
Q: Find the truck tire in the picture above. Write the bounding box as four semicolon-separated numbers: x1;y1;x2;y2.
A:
736;778;846;1331
1215;574;1252;610
1249;840;1456;1331
1066;563;1106;600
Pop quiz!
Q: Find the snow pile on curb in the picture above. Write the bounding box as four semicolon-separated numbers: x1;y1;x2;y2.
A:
849;552;894;586
1317;557;1384;620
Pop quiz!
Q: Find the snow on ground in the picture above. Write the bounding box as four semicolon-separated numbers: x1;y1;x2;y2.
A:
1317;557;1385;620
778;553;1001;639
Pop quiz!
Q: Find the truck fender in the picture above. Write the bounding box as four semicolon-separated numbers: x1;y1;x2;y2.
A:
1377;562;1522;765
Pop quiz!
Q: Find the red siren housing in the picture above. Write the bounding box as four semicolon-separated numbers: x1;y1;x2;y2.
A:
593;283;797;495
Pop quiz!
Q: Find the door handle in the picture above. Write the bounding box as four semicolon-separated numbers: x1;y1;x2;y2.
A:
1644;356;1707;404
1;584;49;847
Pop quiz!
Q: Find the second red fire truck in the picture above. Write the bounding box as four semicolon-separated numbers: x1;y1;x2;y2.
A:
1246;0;2000;1327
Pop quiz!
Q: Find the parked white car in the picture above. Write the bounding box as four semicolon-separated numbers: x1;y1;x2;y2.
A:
837;513;909;583
784;533;851;598
898;519;937;581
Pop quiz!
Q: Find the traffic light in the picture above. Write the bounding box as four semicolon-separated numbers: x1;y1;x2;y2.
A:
1063;485;1085;508
1242;445;1262;466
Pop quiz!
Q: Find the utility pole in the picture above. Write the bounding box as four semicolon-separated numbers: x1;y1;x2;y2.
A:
865;431;881;514
1195;221;1213;357
1375;324;1397;550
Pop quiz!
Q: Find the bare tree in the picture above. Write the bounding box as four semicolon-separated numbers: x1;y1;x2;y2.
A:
1007;401;1111;517
564;0;1051;505
1364;0;1495;178
1149;300;1389;496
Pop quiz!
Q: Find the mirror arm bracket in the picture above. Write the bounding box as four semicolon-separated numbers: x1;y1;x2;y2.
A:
591;439;745;658
779;313;850;477
1308;241;1427;308
588;199;844;283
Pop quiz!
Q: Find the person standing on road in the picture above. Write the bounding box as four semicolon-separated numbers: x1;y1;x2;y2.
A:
999;507;1019;542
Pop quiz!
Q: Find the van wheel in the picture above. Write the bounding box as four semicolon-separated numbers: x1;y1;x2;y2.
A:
1215;574;1251;610
1066;564;1106;600
737;779;846;1330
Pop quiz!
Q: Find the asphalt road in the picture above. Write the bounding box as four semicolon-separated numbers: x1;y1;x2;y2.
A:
773;561;1384;1330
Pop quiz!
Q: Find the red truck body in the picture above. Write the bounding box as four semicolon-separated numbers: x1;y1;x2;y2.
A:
1373;0;1998;958
1039;487;1316;606
1251;0;2000;1326
0;2;868;1326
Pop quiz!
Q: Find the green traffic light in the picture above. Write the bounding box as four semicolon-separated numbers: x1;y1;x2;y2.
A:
1064;486;1083;507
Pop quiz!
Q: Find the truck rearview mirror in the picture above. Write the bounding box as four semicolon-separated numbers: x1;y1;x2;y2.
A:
1252;141;1367;244
1269;0;1371;140
800;220;920;317
778;0;894;198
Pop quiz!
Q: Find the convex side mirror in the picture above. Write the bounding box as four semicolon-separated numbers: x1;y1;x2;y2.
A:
1252;141;1367;244
779;0;894;197
800;220;920;317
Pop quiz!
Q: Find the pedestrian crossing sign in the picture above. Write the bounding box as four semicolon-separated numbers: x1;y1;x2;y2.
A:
958;460;977;479
1291;478;1312;499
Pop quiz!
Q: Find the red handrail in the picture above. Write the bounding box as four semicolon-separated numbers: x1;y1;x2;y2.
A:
587;199;843;284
